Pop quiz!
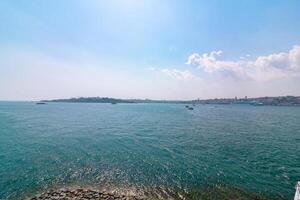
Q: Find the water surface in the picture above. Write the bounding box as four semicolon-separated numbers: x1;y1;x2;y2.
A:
0;102;299;199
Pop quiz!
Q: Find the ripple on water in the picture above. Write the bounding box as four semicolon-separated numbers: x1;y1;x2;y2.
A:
0;102;299;200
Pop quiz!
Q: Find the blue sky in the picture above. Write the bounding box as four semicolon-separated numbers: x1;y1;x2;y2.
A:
1;0;300;100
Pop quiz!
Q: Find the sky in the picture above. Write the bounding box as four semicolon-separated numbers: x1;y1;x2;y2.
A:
1;0;300;100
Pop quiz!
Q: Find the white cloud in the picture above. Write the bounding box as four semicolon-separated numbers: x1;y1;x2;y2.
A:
161;69;197;80
186;45;300;81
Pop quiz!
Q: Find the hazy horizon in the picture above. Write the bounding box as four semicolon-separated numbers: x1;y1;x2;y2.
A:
1;0;300;101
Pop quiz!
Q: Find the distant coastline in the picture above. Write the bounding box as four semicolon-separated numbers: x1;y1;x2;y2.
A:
42;95;300;106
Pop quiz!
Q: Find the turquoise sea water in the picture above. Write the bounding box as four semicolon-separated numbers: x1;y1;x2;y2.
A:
0;102;299;199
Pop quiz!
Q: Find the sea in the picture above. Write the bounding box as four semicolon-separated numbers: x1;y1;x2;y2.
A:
0;102;299;199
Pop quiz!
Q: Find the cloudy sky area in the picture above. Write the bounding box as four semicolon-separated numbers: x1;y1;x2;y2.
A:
1;0;300;100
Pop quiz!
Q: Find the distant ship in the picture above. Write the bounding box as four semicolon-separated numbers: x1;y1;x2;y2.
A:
250;101;264;106
36;102;46;105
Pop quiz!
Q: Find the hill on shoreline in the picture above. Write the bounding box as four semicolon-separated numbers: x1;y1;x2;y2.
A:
42;96;300;106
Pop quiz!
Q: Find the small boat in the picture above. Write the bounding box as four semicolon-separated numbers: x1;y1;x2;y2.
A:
36;102;46;105
111;102;117;105
188;107;194;110
185;105;189;108
250;101;264;106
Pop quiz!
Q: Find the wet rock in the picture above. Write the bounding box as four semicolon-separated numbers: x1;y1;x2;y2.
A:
29;188;144;200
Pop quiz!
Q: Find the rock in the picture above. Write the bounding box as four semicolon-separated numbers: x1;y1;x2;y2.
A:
30;188;144;200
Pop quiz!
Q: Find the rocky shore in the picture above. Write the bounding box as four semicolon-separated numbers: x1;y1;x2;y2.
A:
29;188;144;200
27;185;281;200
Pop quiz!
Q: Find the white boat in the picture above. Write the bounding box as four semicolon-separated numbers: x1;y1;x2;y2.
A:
295;182;300;200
